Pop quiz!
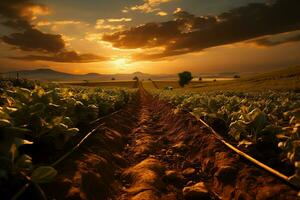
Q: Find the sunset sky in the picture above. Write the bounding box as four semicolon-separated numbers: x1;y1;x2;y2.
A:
0;0;300;74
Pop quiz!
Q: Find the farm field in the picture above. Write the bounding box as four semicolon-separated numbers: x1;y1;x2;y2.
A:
61;80;138;88
0;66;300;200
146;66;300;92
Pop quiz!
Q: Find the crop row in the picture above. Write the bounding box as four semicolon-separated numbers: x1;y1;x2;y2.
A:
150;89;300;185
0;80;137;197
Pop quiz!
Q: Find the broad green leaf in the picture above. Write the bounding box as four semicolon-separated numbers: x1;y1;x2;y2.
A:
31;166;57;183
0;119;12;127
14;154;33;172
248;108;268;132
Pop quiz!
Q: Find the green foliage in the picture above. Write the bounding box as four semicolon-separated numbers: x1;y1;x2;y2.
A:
0;80;137;189
178;71;193;87
31;166;57;183
150;89;300;182
0;78;36;89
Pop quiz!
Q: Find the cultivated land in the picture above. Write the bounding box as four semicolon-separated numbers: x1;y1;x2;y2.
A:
42;86;298;199
63;80;138;88
1;66;300;200
145;66;300;92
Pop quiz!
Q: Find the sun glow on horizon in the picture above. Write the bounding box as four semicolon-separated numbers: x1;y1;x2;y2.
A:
113;58;130;66
111;58;134;72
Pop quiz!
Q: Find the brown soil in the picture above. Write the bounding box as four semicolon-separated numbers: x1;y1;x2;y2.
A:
42;87;299;200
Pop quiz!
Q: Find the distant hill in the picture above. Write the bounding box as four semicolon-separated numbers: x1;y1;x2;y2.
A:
0;68;245;81
188;65;300;92
0;68;178;81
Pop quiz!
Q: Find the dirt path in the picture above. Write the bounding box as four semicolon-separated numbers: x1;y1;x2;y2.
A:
42;87;299;200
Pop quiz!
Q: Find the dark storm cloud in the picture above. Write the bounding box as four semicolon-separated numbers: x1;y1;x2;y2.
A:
2;29;65;53
0;0;65;53
103;0;300;60
0;0;39;18
103;21;182;49
0;0;108;63
0;0;47;30
10;51;109;63
1;19;32;30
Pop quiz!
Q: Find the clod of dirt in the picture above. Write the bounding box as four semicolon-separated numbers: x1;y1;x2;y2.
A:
182;168;196;178
164;170;185;187
166;149;173;155
112;153;127;167
159;137;170;145
122;158;165;199
172;142;189;154
131;190;159;200
256;185;296;200
132;134;155;158
81;172;110;199
60;154;114;200
186;181;195;186
215;165;237;183
182;182;210;200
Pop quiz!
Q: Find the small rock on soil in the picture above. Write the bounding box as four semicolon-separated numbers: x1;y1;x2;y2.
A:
182;182;211;200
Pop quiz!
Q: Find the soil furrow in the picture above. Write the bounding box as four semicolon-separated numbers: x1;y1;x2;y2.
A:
42;88;299;200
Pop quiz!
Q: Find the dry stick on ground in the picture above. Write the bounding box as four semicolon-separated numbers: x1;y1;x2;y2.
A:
189;112;298;189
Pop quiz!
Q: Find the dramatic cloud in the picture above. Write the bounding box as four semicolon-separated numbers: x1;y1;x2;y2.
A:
250;33;300;47
104;0;300;60
0;0;64;53
95;19;124;31
0;0;108;63
157;11;168;16
36;20;82;27
0;0;49;29
10;51;108;63
2;28;65;53
107;18;132;22
130;0;174;13
173;7;182;14
103;21;181;49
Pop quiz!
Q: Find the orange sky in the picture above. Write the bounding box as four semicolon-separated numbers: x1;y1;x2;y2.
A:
0;0;300;74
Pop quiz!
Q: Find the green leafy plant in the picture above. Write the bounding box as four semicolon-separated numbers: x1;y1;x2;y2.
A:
0;79;137;197
150;88;300;183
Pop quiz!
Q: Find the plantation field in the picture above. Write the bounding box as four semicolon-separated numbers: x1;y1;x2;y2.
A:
143;78;235;90
144;66;300;92
1;66;300;199
61;80;138;88
142;80;208;90
0;79;138;199
143;66;300;187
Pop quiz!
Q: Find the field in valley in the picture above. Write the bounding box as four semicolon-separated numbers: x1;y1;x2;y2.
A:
144;66;300;92
0;66;300;200
60;80;138;88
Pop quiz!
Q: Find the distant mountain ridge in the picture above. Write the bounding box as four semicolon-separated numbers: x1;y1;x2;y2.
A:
0;68;241;81
0;68;176;81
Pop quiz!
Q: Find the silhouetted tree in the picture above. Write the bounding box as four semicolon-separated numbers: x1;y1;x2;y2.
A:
233;75;240;78
198;77;202;81
178;71;193;87
133;76;139;81
111;77;116;80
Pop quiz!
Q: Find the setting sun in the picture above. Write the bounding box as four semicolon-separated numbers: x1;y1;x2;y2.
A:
113;58;129;66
